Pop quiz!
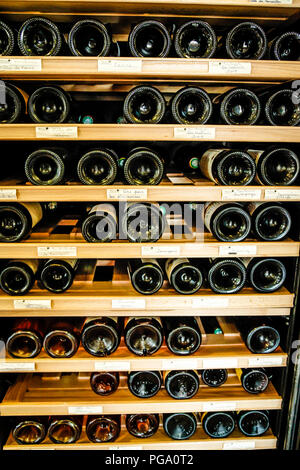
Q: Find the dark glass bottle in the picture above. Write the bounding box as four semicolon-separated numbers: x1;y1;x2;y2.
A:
265;89;300;126
0;20;15;56
236;317;281;354
81;203;117;242
25;147;70;186
123;147;165;185
204;202;251;242
48;416;82;444
163;413;198;440
171;87;212;125
121;202;166;242
128;370;162;398
174;20;217;58
68;19;111;57
0;202;43;242
246;257;286;293
128;20;171;58
123;86;166;124
208;258;247;294
18;17;62;56
165;258;204;294
77;148;118;185
270;32;300;61
124;317;163;356
225;22;267;60
164;370;200;399
162;317;202;355
12;417;47;445
201;412;235;438
201;369;228;387
90;371;119;396
86;415;120;443
28;86;71;124
219;88;261;126
237;368;269;394
0;82;26;124
126;414;159;438
248;202;292;241
200;148;256;185
237;410;269;436
0;259;38;295
172;145;200;172
6;318;44;358
81;317;122;357
39;259;78;293
43;319;83;358
128;259;164;295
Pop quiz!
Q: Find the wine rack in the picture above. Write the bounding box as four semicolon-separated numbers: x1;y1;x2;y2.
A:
0;0;300;452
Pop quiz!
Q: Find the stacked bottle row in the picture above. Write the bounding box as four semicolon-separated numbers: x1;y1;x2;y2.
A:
2;82;300;127
0;15;298;61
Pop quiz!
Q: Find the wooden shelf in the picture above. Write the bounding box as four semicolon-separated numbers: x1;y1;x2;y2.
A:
0;372;282;416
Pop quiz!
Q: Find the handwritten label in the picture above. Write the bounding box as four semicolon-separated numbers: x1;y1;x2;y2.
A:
68;406;103;415
98;59;142;73
248;356;283;367
203;401;236;411
192;297;229;308
202;358;238;369
174;127;216;139
109;446;143;450
141;246;180;256
265;189;300;200
168;176;192;184
0;189;17;200
95;361;130;371
209;61;251;75
37;247;77;257
222;189;262;201
250;0;292;4
219;245;257;256
0;58;42;71
223;441;256;450
0;362;35;371
36;127;78;138
107;188;147;200
162;358;198;369
112;299;146;309
14;300;51;310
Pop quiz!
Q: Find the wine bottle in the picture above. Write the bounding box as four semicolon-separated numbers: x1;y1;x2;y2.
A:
123;86;166;124
86;415;120;443
247;147;299;186
270;31;300;61
0;82;26;123
128;20;171;57
248;202;292;241
237;368;269;394
68;19;111;57
162;317;202;355
265;88;300;126
39;259;78;293
128;259;164;295
25;147;70;186
163;413;198;440
0;202;43;242
18;17;62;56
165;258;204;295
128;370;162;398
201;369;228;387
124;317;163;356
28;86;71;124
164;370;200;399
123;147;165;185
204;202;251;242
0;259;38;295
43;319;83;358
48;416;82;444
171;87;213;125
81;317;122;357
225;22;267;60
208;258;247;294
172;145;201;172
77;148;119;185
174;20;216;58
90;371;119;396
237;410;269;436
235;317;280;354
201;412;235;438
6;318;44;358
12;418;47;445
126;414;159;438
81;203;117;242
199;148;256;185
121;202;166;242
219;88;261;125
246;257;286;293
0;20;15;55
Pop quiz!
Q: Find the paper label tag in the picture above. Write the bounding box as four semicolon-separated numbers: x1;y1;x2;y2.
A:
202;358;238;369
141;246;180;256
222;189;262;201
203;401;236;411
248;356;283;366
219;245;257;256
0;189;17;200
36;127;78;138
162;358;198;369
174;127;216;139
168;176;192;184
265;189;300;200
0;58;42;71
209;61;251;75
192;297;229;308
112;299;146;309
98;59;142;73
109;446;143;450
14;300;51;310
250;0;292;4
95;361;130;371
0;362;35;371
68;406;103;415
224;441;256;450
107;188;147;200
37;246;77;257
